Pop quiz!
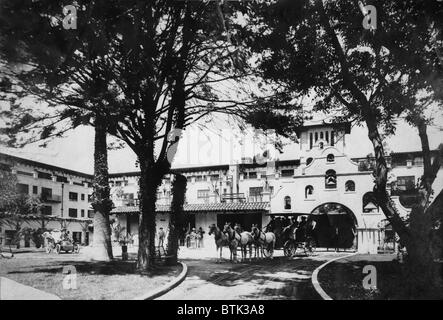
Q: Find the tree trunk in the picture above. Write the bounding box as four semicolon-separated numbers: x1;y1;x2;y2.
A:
136;157;163;272
91;115;113;261
166;173;187;266
365;117;441;295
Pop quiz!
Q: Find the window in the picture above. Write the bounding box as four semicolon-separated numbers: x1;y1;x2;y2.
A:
88;194;92;202
281;169;294;177
414;157;423;166
327;154;335;162
197;189;210;198
363;192;379;213
345;180;355;192
41;206;52;216
4;230;17;246
17;183;29;194
37;171;52;180
309;132;313;149
195;175;204;182
41;187;52;200
248;172;257;179
32;186;38;195
81;209;85;218
315;132;318;142
284;196;291;210
305;185;314;199
17;170;33;176
325;169;337;189
68;208;78;218
81;194;85;201
320;132;324;140
325;131;329;143
306;157;313;166
88;210;95;218
331;131;335;146
69;192;78;201
56;175;68;183
396;176;415;191
249;187;263;201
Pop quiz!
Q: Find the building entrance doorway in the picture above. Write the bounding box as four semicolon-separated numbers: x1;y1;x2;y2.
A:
308;203;357;249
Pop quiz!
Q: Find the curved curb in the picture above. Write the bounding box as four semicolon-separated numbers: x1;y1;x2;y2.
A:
311;253;358;300
133;261;188;300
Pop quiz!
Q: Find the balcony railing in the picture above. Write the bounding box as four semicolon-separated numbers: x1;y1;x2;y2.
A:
221;193;246;202
41;194;62;203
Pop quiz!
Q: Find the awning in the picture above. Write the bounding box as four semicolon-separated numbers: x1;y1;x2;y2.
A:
112;202;270;215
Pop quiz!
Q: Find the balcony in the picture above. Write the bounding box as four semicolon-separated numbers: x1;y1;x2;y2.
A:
41;194;62;203
221;193;246;203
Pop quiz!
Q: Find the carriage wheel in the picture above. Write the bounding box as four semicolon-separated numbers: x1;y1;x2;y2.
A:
45;244;53;254
306;239;316;255
55;244;61;254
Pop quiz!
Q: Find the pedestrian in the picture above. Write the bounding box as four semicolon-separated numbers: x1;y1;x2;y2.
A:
197;227;205;248
158;227;166;248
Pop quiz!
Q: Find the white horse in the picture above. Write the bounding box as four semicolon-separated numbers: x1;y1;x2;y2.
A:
233;225;254;261
251;225;276;259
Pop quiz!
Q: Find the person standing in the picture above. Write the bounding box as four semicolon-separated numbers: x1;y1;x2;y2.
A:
197;227;205;248
158;227;166;248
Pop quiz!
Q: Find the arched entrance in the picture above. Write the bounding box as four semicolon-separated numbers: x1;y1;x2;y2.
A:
308;203;357;249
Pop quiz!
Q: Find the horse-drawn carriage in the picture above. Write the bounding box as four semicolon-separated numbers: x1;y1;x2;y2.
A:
43;230;80;254
271;216;317;257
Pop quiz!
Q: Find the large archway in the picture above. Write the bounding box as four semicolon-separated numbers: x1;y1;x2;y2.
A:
308;203;357;249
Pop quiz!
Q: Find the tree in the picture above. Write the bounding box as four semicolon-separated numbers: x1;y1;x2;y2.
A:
0;0;126;261
166;173;187;265
1;1;255;271
236;0;443;293
0;166;42;248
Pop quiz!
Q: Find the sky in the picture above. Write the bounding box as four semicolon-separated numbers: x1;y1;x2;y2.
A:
1;114;442;175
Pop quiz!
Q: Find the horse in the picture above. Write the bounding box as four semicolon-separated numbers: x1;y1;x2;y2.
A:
208;224;230;263
251;224;276;259
233;225;254;261
223;223;241;262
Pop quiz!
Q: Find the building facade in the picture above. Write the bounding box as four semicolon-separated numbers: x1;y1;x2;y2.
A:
1;121;441;253
0;153;93;247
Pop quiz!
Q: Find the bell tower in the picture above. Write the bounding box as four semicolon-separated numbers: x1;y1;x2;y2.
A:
297;121;351;158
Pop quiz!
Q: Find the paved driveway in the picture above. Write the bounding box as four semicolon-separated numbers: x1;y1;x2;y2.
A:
160;250;345;300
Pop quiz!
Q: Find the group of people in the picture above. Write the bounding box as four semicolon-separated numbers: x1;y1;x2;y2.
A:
266;215;317;245
183;227;205;248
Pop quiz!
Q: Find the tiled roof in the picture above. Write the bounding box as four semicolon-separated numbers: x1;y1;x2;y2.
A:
111;202;270;214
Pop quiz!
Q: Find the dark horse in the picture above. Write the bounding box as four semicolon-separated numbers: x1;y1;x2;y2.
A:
208;224;230;263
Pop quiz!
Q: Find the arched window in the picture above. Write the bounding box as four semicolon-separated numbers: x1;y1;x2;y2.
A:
284;196;291;210
315;132;318;142
363;192;379;213
320;132;324;140
325;170;337;189
305;185;314;198
306;157;313;166
345;180;355;192
327;154;335;162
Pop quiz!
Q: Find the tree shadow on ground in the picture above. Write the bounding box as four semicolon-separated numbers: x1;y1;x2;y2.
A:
5;258;178;277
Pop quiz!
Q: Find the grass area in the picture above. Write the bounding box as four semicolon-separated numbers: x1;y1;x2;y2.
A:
0;249;181;300
318;254;443;300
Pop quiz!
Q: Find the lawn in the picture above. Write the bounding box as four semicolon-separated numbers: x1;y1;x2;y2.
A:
318;254;443;300
0;249;181;300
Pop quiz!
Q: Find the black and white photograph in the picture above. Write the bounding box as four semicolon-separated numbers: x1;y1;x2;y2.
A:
0;0;442;306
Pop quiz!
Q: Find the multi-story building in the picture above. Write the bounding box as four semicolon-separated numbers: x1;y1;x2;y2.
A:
110;121;443;254
0;153;93;247
1;120;441;253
